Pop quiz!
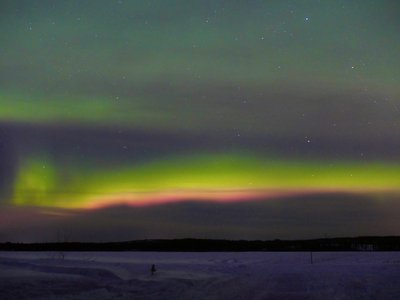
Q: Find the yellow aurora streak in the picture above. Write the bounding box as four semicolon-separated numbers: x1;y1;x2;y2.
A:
12;153;400;209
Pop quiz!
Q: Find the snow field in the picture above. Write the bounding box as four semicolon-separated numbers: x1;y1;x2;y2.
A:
1;251;400;299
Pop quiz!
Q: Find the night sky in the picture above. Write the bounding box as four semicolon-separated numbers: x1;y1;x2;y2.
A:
1;1;400;242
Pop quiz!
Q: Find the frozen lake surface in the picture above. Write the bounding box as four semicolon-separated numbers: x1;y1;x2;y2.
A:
1;251;400;299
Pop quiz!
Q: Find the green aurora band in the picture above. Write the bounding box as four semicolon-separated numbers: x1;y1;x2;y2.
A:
13;153;400;209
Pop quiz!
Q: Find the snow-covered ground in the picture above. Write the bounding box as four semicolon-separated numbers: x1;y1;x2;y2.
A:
1;251;400;299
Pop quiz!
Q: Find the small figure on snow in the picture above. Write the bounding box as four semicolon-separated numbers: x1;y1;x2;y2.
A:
151;264;157;276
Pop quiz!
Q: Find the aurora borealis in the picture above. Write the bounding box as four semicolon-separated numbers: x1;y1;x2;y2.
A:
1;1;400;242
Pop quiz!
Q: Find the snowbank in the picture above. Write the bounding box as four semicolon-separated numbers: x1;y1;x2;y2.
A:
1;251;400;299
